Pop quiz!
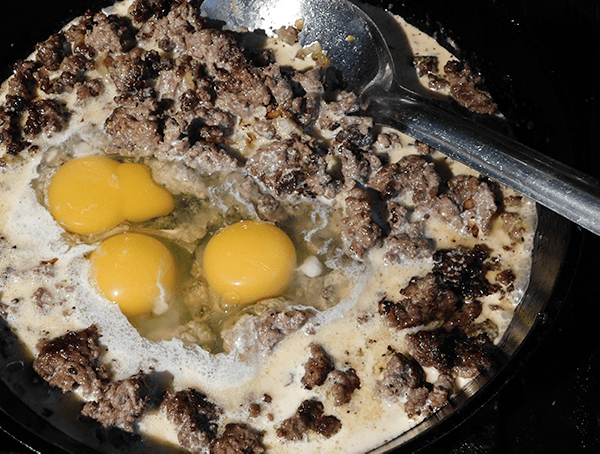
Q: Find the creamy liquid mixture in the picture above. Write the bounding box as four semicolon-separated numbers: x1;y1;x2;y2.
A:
0;1;535;452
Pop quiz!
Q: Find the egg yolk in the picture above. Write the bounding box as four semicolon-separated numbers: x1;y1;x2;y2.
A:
203;220;297;307
48;156;174;235
90;233;176;318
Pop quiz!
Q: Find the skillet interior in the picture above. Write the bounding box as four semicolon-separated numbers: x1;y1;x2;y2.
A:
0;0;582;452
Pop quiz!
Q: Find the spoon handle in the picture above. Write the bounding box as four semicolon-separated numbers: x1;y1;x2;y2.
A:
370;91;600;236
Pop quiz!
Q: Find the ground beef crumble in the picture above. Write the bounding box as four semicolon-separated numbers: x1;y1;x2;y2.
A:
276;399;341;441
301;343;334;390
33;325;110;398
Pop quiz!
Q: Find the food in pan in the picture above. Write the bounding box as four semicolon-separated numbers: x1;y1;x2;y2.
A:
0;0;536;452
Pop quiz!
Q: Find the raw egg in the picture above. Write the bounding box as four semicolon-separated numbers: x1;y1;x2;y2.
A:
48;156;173;235
203;220;296;307
90;233;176;318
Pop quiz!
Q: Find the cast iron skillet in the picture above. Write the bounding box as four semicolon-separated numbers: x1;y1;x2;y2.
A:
0;0;583;452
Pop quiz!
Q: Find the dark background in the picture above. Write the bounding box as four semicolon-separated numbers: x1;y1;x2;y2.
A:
0;0;599;453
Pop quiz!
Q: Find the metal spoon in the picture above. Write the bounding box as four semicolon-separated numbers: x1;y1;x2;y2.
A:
200;0;600;235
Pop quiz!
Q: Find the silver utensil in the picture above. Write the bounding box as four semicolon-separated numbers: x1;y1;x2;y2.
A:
201;0;600;235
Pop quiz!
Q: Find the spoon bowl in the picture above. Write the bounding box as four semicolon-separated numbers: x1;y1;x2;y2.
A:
201;0;600;236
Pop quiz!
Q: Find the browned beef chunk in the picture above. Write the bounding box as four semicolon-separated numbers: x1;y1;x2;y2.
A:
381;233;434;265
330;368;360;406
75;79;104;103
500;211;527;242
404;373;453;418
444;60;497;115
211;423;266;454
23;99;68;139
81;373;149;432
379;273;459;329
84;12;137;54
33;325;110;397
253;310;309;350
405;328;494;378
341;187;383;260
0;108;26;155
377;352;425;401
446;175;497;237
405;329;451;371
246;134;335;199
301;343;334;390
35;33;70;71
433;244;493;300
7;60;38;105
276;399;341;441
369;154;440;203
129;0;172;23
161;388;221;452
105;93;161;156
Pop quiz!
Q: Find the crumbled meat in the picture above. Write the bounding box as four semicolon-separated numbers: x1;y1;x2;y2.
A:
405;329;450;370
330;368;360;406
105;94;161;156
33;325;110;398
500;211;527;242
433;244;493;300
254;310;309;350
7;60;38;106
84;12;137;54
103;49;149;94
276;399;341;441
35;33;70;71
75;79;104;103
81;373;149;432
446;175;497;236
340;187;382;260
301;343;334;390
381;233;433;265
142;0;204;52
0;108;26;155
211;423;266;454
377;352;425;401
32;287;54;313
405;328;494;378
23;99;68;138
369;155;440;203
444;60;497;115
161;387;221;452
404;373;453;418
379;273;459;329
245;135;335;199
496;269;516;291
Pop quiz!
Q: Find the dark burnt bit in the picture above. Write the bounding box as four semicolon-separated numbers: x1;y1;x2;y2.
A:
211;423;266;454
432;244;493;301
379;273;459;329
276;399;341;441
23;99;69;139
0;107;27;155
301;343;334;390
33;324;110;397
330;368;360;406
81;373;150;432
129;0;172;23
161;387;221;452
405;328;494;379
496;269;516;292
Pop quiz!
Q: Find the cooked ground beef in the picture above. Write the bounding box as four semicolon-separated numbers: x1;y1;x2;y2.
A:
81;373;149;432
35;33;70;72
33;325;110;397
330;368;361;406
161;387;221;452
301;343;334;390
405;328;494;378
433;244;493;300
211;423;266;454
404;373;453;419
379;272;459;329
377;352;425;401
23;99;68;139
276;399;341;441
340;187;383;260
444;60;497;115
253;310;309;350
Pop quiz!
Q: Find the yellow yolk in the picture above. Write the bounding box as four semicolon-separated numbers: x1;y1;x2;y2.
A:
48;156;174;235
203;220;297;307
90;233;176;318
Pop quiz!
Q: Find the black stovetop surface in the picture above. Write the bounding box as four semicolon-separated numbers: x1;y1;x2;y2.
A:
1;0;599;453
